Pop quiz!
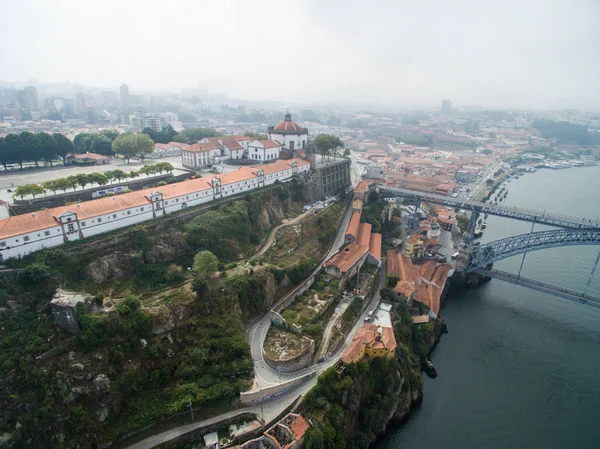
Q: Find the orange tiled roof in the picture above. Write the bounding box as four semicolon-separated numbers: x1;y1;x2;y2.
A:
340;339;364;365
368;232;382;261
290;415;309;440
346;210;361;238
354;179;372;194
356;222;372;248
324;242;368;273
220;138;243;151
74;152;108;160
0;158;310;240
257;139;281;149
185;141;220;152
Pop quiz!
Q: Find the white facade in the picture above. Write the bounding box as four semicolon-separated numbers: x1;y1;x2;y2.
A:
268;132;308;152
0;159;311;261
248;140;281;161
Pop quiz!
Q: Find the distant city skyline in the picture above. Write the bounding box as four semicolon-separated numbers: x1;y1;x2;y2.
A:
1;0;599;111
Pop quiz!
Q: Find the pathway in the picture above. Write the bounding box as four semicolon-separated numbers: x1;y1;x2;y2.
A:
314;295;353;361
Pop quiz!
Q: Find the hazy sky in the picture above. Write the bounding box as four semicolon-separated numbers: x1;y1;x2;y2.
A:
1;0;599;110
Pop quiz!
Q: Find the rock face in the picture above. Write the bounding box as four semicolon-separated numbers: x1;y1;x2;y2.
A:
85;252;137;283
49;288;92;334
93;374;110;395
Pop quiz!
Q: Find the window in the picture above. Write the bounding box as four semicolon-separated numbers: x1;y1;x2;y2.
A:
140;207;144;211
67;224;75;233
44;230;50;236
81;221;86;227
113;214;117;219
98;218;102;223
24;236;30;242
0;242;5;247
127;211;131;215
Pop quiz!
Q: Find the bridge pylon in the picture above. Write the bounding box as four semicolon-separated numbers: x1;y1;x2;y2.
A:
464;208;481;244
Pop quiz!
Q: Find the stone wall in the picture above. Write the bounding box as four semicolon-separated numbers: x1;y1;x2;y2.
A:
263;339;315;373
240;371;316;405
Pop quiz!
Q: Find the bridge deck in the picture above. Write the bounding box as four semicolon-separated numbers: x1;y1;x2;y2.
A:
380;186;600;230
473;268;600;309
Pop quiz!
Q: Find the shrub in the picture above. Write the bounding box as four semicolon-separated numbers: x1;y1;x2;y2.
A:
157;181;167;186
148;344;159;358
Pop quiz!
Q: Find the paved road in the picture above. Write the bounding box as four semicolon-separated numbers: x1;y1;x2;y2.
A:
249;202;354;387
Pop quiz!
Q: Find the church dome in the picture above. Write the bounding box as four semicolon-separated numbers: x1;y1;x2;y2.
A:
273;111;303;132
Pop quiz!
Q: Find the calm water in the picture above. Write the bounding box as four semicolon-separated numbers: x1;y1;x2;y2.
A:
378;166;600;449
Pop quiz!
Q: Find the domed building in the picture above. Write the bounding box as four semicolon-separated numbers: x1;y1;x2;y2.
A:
268;111;309;152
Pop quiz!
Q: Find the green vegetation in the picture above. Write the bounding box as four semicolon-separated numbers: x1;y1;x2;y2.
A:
395;133;432;146
112;133;155;162
456;214;470;231
532;120;600;146
313;134;344;160
12;163;174;199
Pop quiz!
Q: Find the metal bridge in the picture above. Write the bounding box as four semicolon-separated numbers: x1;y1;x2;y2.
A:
380;185;600;230
380;185;600;306
472;268;600;308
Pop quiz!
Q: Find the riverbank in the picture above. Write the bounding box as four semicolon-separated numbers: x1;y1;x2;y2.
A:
378;164;600;449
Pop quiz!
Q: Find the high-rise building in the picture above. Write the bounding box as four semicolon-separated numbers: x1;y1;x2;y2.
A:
133;115;162;132
120;83;130;108
25;86;39;110
441;99;452;115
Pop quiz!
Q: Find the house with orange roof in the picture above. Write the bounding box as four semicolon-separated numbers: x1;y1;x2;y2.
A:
345;210;361;244
65;152;111;165
0;158;310;262
149;141;188;159
340;312;397;365
403;234;425;259
240;413;309;449
181;141;222;168
386;249;454;318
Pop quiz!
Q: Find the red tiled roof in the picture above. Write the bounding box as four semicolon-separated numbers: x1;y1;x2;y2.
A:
273;119;302;132
324;242;368;273
0;158;310;240
356;222;372;248
346;210;361;239
290;416;309;440
220;138;243;151
185;141;220;153
354;179;372;194
341;339;364;365
74;152;108;160
256;139;281;149
368;233;382;261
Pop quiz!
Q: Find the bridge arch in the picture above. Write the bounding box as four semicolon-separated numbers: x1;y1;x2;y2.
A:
467;228;600;272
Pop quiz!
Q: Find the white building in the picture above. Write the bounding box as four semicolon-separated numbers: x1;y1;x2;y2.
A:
149;142;188;159
268;112;308;151
247;140;281;161
0;159;311;261
181;141;222;168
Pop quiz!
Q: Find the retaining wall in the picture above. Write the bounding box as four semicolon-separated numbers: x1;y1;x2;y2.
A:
11;172;192;214
240;371;316;405
263;339;315;373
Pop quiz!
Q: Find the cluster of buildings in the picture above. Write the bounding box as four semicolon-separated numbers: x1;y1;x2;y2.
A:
340;303;397;365
323;180;382;290
0;158;310;261
232;413;309;449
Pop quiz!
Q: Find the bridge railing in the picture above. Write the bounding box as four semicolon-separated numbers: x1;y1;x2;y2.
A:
476;268;600;305
380;185;600;229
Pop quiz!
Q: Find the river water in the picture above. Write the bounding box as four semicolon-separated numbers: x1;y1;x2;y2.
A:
378;166;600;449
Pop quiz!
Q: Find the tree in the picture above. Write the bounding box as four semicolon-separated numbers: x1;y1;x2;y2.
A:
37;132;57;166
89;134;113;156
87;172;109;187
112;133;154;162
111;169;127;183
128;170;139;180
42;180;59;195
66;175;79;191
141;127;159;143
4;134;24;168
54;178;72;193
313;134;343;160
177;127;221;144
155;162;174;174
14;184;45;199
20;131;43;167
73;133;92;153
75;173;90;189
53;133;74;165
193;250;219;280
0;137;8;170
244;131;268;140
100;129;119;141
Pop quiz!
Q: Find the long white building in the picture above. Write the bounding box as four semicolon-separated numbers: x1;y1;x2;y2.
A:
0;158;310;262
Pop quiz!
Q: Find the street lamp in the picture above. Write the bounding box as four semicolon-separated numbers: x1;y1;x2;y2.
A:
188;400;194;421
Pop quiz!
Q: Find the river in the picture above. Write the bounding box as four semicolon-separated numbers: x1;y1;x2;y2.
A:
378;166;600;449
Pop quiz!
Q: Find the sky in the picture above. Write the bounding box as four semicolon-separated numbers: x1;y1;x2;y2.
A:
1;0;599;110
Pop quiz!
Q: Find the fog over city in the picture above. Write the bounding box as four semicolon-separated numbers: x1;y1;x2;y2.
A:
1;0;599;109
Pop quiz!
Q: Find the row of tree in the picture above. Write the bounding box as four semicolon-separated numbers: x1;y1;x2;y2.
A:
0;132;75;169
13;162;174;199
313;134;345;160
141;125;222;145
